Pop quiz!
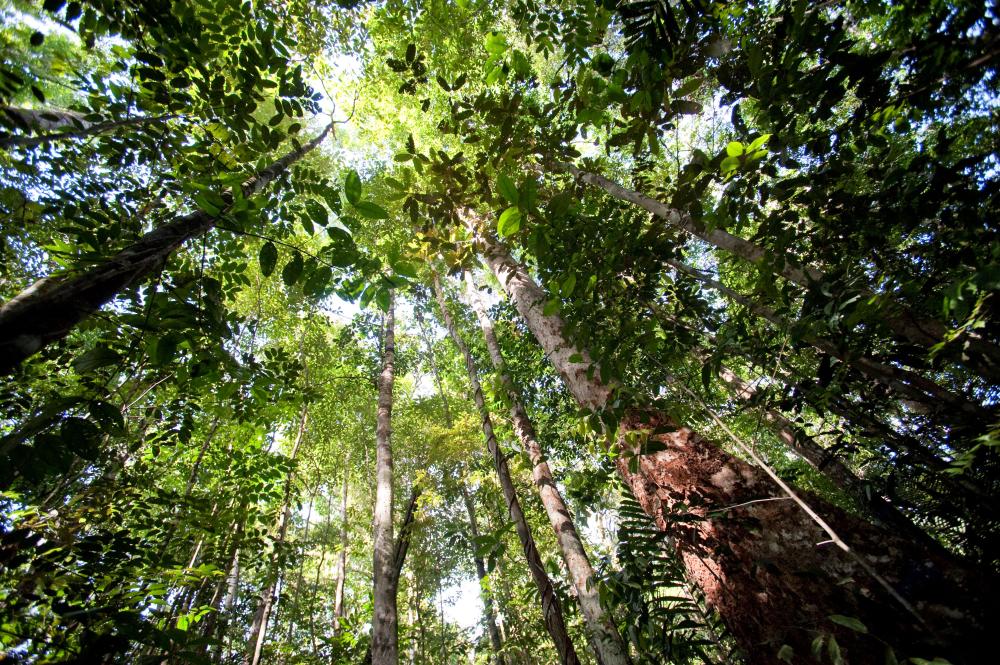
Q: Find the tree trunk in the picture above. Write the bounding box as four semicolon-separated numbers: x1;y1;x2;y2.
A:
464;273;629;665
244;402;309;665
702;351;939;548
0;105;177;150
432;272;582;665
0;120;333;373
459;481;506;665
478;229;992;665
553;161;1000;382
372;293;398;665
364;486;422;665
334;462;349;630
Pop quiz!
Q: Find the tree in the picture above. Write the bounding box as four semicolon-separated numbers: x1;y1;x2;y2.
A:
1;0;997;663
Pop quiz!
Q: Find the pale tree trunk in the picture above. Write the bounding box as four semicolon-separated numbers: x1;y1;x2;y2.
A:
662;259;992;422
459;481;506;665
364;486;422;665
244;402;309;665
334;462;349;630
553;161;1000;382
0;120;333;373
0;105;177;150
432;273;582;665
372;293;398;665
477;229;991;665
464;273;630;665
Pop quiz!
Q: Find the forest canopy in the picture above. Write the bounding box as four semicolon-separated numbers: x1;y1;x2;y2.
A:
0;0;998;664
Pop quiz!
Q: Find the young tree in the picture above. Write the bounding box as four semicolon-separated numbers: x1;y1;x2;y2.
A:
433;273;582;665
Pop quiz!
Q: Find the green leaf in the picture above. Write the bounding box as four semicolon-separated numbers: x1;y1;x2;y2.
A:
561;274;576;297
73;345;121;373
306;200;328;227
392;261;419;279
154;334;178;365
61;417;101;461
726;141;744;157
89;401;124;436
568;353;584;363
828;615;867;634
259;241;278;277
828;635;843;665
282;252;304;286
720;155;741;174
498;207;521;237
485;32;507;55
303;266;332;297
497;174;519;204
375;288;391;312
354;201;390;219
543;298;559;316
344;170;362;206
747;133;772;153
777;645;794;663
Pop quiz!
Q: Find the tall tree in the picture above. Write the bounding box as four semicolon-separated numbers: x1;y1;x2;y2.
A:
0;120;334;373
372;292;398;665
476;226;990;664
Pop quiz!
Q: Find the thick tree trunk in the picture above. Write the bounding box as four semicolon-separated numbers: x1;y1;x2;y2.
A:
372;294;398;665
364;486;422;665
663;259;992;423
432;273;582;665
464;273;629;665
703;352;938;547
244;403;309;665
553;161;1000;382
478;229;992;665
460;481;506;665
0;120;332;373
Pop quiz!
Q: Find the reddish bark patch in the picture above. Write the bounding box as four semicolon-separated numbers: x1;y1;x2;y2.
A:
616;410;993;665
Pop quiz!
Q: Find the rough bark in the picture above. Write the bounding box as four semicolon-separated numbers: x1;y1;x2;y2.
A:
553;161;1000;382
464;273;630;665
372;294;398;665
460;481;506;665
0;120;333;373
244;403;309;665
478;229;992;665
432;273;582;665
707;353;938;547
664;259;993;423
